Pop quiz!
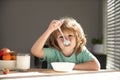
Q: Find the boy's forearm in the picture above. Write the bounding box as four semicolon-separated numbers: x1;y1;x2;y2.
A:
74;59;100;71
31;29;52;58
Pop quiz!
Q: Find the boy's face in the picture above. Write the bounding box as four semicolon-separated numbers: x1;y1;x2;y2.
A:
56;31;76;52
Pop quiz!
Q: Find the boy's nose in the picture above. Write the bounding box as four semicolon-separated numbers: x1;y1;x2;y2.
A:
65;36;70;40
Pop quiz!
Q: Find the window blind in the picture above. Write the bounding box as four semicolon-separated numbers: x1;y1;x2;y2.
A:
106;0;120;70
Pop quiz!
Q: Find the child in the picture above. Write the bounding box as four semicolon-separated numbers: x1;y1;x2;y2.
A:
31;17;100;70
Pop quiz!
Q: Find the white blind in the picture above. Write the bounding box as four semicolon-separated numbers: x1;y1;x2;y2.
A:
106;0;120;70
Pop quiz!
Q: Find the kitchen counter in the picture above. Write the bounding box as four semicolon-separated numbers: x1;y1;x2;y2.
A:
0;69;120;80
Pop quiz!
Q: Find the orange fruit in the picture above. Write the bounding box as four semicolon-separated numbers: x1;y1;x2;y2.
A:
2;53;11;60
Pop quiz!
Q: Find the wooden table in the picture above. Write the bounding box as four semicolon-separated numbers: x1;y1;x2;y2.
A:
0;69;120;80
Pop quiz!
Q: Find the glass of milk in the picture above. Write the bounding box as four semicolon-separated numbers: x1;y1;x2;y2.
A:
16;53;30;71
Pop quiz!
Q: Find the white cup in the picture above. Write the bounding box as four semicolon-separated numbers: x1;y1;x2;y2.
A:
16;53;30;71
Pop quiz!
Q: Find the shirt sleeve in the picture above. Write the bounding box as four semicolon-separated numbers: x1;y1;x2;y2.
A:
43;48;58;62
77;46;95;63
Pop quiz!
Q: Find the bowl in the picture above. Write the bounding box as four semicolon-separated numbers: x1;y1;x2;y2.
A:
51;62;75;72
0;60;16;70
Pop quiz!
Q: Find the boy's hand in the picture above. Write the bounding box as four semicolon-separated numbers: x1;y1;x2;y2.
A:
48;20;64;32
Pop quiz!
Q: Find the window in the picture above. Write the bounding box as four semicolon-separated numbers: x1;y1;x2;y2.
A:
105;0;120;70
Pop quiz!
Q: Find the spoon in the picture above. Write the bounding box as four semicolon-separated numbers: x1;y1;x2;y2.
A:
58;27;71;46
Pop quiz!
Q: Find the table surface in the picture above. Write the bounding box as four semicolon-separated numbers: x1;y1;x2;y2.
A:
0;68;120;80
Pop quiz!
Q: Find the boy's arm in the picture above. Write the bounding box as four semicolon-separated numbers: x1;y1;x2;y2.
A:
31;20;63;58
74;58;100;71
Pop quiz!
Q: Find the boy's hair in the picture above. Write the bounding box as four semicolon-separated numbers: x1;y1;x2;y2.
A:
47;17;86;54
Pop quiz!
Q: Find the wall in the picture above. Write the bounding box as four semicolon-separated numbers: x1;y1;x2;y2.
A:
0;0;103;67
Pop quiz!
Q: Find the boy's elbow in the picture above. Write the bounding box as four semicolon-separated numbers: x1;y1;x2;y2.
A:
31;48;44;58
94;61;101;71
91;59;101;71
31;47;36;56
95;65;101;71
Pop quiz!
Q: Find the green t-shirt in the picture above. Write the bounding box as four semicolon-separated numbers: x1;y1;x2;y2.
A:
42;46;94;69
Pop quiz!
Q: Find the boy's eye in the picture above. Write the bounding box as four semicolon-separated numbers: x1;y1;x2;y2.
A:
68;34;73;37
59;36;63;38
